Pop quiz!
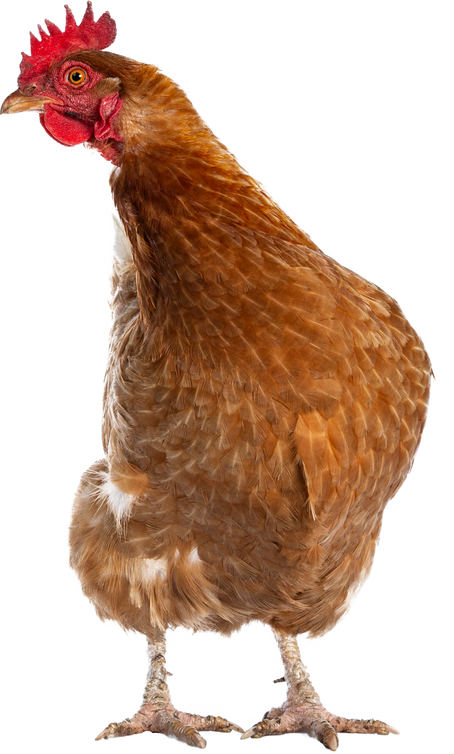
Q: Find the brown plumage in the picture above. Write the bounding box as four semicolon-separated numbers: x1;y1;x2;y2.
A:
2;4;431;750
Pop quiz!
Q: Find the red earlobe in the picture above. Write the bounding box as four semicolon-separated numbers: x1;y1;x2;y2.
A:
94;93;123;142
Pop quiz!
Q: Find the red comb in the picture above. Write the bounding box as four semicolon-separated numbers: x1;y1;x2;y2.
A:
19;2;116;86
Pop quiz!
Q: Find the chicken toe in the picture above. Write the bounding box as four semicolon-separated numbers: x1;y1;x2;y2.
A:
96;704;244;749
95;709;206;747
241;708;397;749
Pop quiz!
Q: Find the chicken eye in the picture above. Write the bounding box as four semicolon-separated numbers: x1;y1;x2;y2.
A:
67;69;86;87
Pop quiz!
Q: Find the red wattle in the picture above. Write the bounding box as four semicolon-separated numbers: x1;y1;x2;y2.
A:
40;104;94;146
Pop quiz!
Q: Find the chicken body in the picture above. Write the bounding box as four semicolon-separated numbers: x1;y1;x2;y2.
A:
70;170;429;640
68;53;430;646
2;7;431;749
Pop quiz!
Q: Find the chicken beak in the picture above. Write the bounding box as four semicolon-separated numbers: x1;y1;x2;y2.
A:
1;89;57;115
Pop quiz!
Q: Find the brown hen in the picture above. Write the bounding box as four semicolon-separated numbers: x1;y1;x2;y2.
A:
1;3;431;750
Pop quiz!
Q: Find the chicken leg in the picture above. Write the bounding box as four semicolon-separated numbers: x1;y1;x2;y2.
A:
241;630;398;750
96;627;243;748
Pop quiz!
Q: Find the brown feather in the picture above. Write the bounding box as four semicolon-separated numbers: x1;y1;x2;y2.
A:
67;50;431;640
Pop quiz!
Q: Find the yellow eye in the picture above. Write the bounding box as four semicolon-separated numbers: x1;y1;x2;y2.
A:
67;68;86;87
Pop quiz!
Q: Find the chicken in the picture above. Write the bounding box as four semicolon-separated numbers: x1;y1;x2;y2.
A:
1;3;431;750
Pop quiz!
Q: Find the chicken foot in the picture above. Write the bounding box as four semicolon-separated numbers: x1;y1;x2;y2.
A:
96;627;243;749
241;630;398;751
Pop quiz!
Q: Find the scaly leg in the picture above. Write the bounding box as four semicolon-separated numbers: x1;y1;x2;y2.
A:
96;627;243;749
241;630;398;750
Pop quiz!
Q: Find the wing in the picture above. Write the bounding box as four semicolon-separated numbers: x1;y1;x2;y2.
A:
289;250;431;526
